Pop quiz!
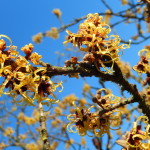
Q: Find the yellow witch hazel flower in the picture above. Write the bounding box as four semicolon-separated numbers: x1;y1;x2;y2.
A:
0;35;63;106
133;49;150;73
64;13;130;74
92;88;122;111
67;100;121;137
117;116;150;150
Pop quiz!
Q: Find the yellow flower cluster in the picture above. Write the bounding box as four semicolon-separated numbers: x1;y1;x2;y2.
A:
50;141;59;150
64;13;130;73
58;94;78;108
18;110;40;125
4;127;14;136
52;9;62;18
67;89;121;137
65;139;74;149
104;10;112;24
0;35;63;106
19;134;27;140
81;137;86;145
54;106;62;115
32;27;59;43
121;0;128;5
32;33;43;44
46;27;59;39
117;116;150;150
26;143;39;150
133;49;150;73
0;142;7;150
92;88;121;109
82;83;91;93
51;118;62;127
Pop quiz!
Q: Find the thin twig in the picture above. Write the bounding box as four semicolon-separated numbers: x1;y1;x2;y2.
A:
101;0;113;12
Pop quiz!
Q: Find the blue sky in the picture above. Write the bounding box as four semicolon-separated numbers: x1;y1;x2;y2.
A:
0;0;149;150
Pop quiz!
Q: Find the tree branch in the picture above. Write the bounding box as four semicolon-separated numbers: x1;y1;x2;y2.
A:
38;102;50;150
43;61;150;122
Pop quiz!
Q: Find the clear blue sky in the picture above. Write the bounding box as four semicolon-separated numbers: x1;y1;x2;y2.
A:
0;0;149;150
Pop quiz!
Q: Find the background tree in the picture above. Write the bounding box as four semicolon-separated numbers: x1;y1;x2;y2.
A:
1;0;150;150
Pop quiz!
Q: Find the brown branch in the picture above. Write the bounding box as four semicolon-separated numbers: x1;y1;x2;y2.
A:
112;63;150;122
58;16;86;32
43;61;150;121
56;12;142;33
121;35;150;44
99;97;135;116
